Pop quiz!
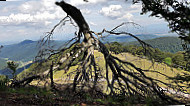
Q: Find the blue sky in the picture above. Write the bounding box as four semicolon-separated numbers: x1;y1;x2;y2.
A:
0;0;176;45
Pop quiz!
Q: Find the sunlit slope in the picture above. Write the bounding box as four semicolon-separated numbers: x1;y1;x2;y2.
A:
18;50;189;89
53;50;188;83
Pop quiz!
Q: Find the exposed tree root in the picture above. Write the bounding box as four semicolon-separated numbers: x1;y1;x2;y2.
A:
15;1;190;105
11;75;42;87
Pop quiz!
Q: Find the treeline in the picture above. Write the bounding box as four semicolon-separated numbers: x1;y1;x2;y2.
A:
126;37;183;53
105;42;187;70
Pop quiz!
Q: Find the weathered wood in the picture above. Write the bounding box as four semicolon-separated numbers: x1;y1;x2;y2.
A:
50;61;54;89
55;1;89;32
11;75;41;87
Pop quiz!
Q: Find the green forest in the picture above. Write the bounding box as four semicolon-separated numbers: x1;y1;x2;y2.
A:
126;37;183;53
0;0;190;105
106;39;187;69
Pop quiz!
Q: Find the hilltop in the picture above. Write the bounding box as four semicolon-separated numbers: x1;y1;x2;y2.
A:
0;40;65;62
126;36;183;53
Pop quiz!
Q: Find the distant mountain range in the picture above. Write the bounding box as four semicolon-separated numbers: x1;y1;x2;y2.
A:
0;40;38;62
0;62;32;78
101;34;161;43
0;40;65;62
0;34;179;76
0;34;160;62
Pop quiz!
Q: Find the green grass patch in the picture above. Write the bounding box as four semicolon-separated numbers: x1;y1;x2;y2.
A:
6;86;52;96
164;57;172;65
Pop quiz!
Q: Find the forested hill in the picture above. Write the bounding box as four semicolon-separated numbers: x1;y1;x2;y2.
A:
101;34;160;43
0;40;64;62
0;36;182;63
126;37;183;53
0;34;159;62
0;40;38;62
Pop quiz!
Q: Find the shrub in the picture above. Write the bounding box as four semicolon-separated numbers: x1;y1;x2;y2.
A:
0;75;9;89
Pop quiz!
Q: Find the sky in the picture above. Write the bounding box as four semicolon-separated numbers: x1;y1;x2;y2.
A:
0;0;177;45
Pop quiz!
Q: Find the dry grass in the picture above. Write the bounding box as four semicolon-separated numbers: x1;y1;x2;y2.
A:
18;50;190;94
51;51;189;89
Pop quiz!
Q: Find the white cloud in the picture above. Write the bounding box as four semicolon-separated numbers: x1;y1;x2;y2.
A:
18;0;57;14
66;0;107;6
0;0;65;27
1;7;13;13
44;21;52;26
118;13;133;20
66;0;86;6
99;5;123;19
0;0;172;44
19;1;41;14
89;21;97;26
1;0;113;27
99;4;134;21
0;11;63;26
81;9;91;14
129;4;142;13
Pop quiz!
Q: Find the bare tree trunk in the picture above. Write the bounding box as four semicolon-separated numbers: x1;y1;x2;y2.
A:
50;61;54;89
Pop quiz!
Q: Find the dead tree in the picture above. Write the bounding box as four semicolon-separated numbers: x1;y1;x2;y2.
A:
15;0;189;104
37;1;184;104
